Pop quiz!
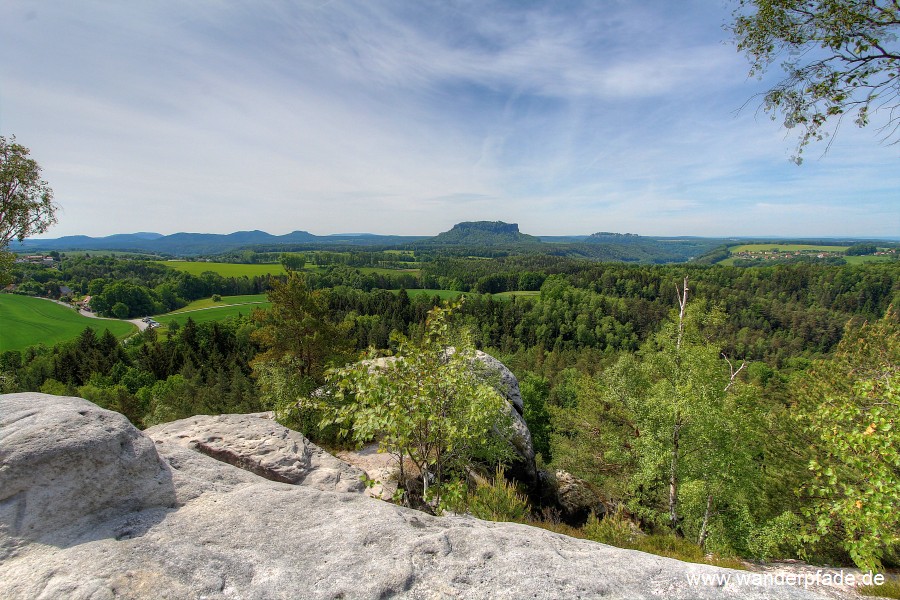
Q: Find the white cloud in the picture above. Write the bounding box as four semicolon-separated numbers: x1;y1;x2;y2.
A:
0;0;896;238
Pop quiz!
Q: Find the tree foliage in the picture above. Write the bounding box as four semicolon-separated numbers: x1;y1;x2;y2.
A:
796;309;900;570
0;136;57;248
550;284;764;554
325;302;513;511
278;252;306;272
251;273;351;435
732;0;900;161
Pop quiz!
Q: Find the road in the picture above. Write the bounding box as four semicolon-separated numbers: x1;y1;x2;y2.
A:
39;297;149;332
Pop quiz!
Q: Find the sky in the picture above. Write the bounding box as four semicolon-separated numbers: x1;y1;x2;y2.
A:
1;0;898;239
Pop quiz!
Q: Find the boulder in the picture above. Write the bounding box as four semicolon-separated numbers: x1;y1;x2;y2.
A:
551;470;610;526
472;350;523;414
0;393;175;554
0;394;834;599
145;412;365;494
471;350;536;484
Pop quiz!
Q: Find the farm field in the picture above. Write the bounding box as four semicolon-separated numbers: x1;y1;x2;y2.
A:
390;289;465;300
357;266;421;275
165;294;268;314
158;261;287;277
0;294;136;352
155;301;270;327
493;290;541;299
719;243;894;266
843;255;896;265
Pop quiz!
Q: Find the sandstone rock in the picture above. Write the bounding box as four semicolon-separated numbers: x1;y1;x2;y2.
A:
0;393;175;554
337;441;401;500
552;470;610;525
0;394;835;600
145;412;365;494
471;350;536;484
472;350;523;414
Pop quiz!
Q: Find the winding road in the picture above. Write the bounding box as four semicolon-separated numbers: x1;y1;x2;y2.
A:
39;297;149;332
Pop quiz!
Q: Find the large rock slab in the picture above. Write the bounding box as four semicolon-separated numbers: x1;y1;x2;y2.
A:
0;394;835;600
146;412;365;494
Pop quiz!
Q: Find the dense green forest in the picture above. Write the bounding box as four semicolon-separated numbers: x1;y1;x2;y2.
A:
2;251;899;571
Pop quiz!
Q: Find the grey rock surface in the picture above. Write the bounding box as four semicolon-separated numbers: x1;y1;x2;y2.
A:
0;393;835;600
0;393;175;556
146;412;366;494
553;469;610;524
472;350;523;414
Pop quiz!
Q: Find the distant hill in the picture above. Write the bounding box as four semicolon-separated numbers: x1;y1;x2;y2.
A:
429;221;542;246
11;230;426;255
18;224;872;265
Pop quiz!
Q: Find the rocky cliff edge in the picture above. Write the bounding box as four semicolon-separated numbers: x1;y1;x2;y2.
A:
0;393;833;599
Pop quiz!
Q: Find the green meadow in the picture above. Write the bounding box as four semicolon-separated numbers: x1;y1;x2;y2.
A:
165;294;268;314
158;260;287;277
155;295;271;327
0;294;136;352
395;289;466;300
156;304;269;327
357;266;422;275
720;243;893;266
493;290;541;299
843;255;895;265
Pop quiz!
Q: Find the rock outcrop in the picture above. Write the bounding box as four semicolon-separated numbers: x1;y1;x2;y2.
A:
0;393;175;555
146;412;365;494
551;470;610;525
470;350;537;484
0;393;833;599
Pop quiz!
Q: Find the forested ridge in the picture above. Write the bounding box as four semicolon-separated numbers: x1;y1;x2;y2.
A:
2;252;899;572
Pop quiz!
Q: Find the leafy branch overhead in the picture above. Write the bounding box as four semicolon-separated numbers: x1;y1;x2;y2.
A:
0;136;57;248
732;0;900;162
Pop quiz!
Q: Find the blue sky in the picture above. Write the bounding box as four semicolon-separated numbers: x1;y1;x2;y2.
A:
2;0;898;238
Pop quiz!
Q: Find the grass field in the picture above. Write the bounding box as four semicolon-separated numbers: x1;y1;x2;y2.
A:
394;289;466;300
0;294;136;352
156;303;270;327
165;294;268;314
493;290;541;299
720;243;894;266
357;266;421;275
154;294;271;327
843;255;896;265
159;260;287;277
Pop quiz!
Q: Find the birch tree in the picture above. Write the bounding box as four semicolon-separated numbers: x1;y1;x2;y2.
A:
325;303;513;511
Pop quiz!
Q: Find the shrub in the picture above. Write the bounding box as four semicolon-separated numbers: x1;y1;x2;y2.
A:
583;509;637;547
747;511;806;561
466;466;530;523
859;577;900;599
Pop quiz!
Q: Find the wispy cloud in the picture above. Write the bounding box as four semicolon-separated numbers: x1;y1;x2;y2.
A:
0;0;896;237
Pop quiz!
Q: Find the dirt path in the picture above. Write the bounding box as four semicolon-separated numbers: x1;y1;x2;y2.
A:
167;301;266;315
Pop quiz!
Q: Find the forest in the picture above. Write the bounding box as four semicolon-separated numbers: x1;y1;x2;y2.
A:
2;250;899;573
